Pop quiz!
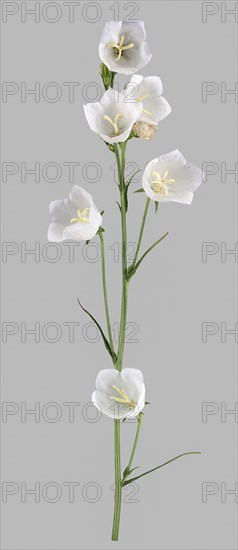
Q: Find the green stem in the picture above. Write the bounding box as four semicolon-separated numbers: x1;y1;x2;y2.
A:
122;412;143;484
99;232;115;355
111;142;128;542
115;142;128;372
111;420;122;541
132;197;150;268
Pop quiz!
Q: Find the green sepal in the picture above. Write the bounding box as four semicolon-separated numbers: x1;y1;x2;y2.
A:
77;299;117;364
100;63;112;90
97;226;105;234
127;131;139;141
107;143;115;153
155;202;159;214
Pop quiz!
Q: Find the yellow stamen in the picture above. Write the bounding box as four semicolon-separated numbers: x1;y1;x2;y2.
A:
108;34;134;61
138;93;150;102
137;94;153;117
142;108;153;116
103;113;124;135
109;385;137;411
70;208;90;224
151;170;176;197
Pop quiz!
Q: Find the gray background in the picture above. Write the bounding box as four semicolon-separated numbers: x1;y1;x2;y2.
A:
1;0;237;549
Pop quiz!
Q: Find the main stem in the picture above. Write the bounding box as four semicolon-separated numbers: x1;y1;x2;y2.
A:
111;419;122;541
115;142;128;373
99;231;115;354
111;142;128;541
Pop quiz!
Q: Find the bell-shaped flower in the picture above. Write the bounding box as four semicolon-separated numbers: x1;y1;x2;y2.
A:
48;185;102;242
99;21;152;75
122;74;171;126
142;150;203;205
92;368;145;419
84;88;143;144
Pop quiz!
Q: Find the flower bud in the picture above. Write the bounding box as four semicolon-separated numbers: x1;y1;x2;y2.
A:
100;63;112;90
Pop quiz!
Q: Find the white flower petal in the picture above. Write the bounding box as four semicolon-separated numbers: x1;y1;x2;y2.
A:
49;198;75;225
99;21;122;45
62;219;101;242
141;96;171;125
47;222;65;242
121;368;144;384
95;368;121;394
83;102;103;134
158;149;187;169
69;185;93;209
120;21;146;41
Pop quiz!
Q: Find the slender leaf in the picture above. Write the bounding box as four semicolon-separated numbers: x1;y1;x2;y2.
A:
125;169;142;190
77;299;117;364
123;452;201;486
128;232;169;279
125;169;142;213
134;188;144;193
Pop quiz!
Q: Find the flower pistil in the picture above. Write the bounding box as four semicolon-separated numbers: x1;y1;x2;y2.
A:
103;113;124;135
108;34;134;61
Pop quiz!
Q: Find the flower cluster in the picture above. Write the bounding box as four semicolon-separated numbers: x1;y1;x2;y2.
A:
47;20;203;542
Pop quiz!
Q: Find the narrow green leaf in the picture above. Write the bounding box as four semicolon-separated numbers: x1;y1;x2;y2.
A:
123;452;201;486
116;201;121;212
129;232;169;277
134;188;144;193
125;169;142;190
125;169;142;213
77;299;117;364
155;202;159;214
